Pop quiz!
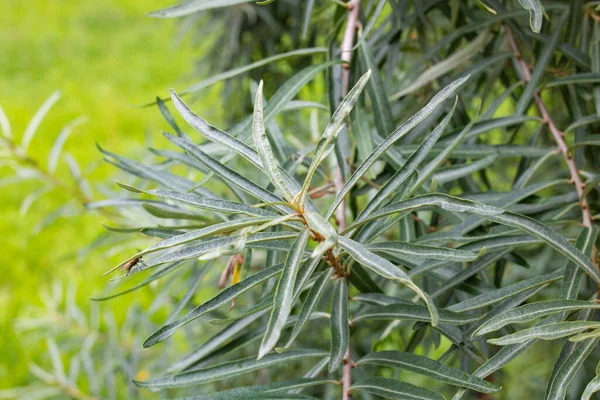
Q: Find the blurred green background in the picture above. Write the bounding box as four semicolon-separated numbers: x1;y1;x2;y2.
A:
0;0;210;387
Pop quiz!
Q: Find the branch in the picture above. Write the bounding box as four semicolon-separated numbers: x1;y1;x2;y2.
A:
504;26;593;228
338;1;360;398
504;26;599;294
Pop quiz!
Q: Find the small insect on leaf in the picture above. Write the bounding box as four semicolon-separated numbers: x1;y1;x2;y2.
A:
122;256;148;275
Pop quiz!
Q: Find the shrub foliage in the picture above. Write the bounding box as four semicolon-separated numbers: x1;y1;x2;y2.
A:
92;0;600;399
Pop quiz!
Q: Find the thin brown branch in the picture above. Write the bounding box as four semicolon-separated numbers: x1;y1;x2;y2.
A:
338;1;360;398
504;26;598;295
504;26;592;228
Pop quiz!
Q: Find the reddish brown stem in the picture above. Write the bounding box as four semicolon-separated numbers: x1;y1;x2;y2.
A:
504;26;599;295
338;1;360;398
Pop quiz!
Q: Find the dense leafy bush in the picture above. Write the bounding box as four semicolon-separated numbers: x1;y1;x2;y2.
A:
14;0;600;399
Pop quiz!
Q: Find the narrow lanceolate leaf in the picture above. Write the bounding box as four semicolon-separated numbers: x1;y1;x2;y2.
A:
353;304;482;326
253;81;295;201
447;270;564;312
474;300;600;337
120;185;276;217
545;338;599;400
345;193;599;283
355;99;457;223
357;351;500;393
286;269;333;349
296;70;371;208
168;309;269;373
518;0;543;33
149;0;253;17
351;377;445;400
345;193;503;233
366;241;479;262
119;217;270;269
338;236;439;327
487;322;600;346
487;212;600;283
175;378;336;400
21;91;61;151
134;349;327;388
326;75;469;220
163;133;283;205
143;264;284;348
581;360;600;400
329;279;349;373
259;229;310;359
170;90;262;169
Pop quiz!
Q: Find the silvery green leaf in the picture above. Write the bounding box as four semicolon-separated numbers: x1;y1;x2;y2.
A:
518;0;544;33
21;91;61;151
143;263;284;347
134;349;328;388
353;304;482;326
253;81;295;201
487;322;600;346
474;300;600;337
326;75;469;220
545;338;599;400
366;241;479;262
296;70;371;207
329;278;349;372
351;377;445;400
338;236;439;327
259;229;310;359
355;99;457;223
357;351;500;393
286;269;333;349
149;0;255;18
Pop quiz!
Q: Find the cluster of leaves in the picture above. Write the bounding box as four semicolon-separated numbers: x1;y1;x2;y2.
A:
77;0;600;399
0;282;179;400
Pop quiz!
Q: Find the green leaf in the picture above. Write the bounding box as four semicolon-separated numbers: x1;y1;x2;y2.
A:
296;70;371;208
163;133;283;205
47;116;87;173
22;91;61;151
346;193;600;283
432;154;498;184
172;378;336;400
134;349;328;388
474;300;600;337
545;338;599;400
329;278;349;372
352;293;411;307
390;31;489;99
286;269;333;349
544;72;600;88
253;81;295;201
357;351;500;393
351;377;445;400
581;360;600;400
487;322;600;346
517;0;544;33
338;236;439;327
120;186;275;217
141;202;214;222
326;75;469;220
170;90;262;169
355;99;457;223
149;0;255;18
366;241;480;262
259;228;310;359
447;270;564;312
168;308;269;373
353;304;482;326
515;12;568;115
143;263;284;348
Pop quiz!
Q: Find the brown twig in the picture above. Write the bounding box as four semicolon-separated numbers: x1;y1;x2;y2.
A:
504;26;592;228
504;26;598;293
338;1;360;398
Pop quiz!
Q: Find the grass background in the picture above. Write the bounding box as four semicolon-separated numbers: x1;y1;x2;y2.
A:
0;0;209;386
